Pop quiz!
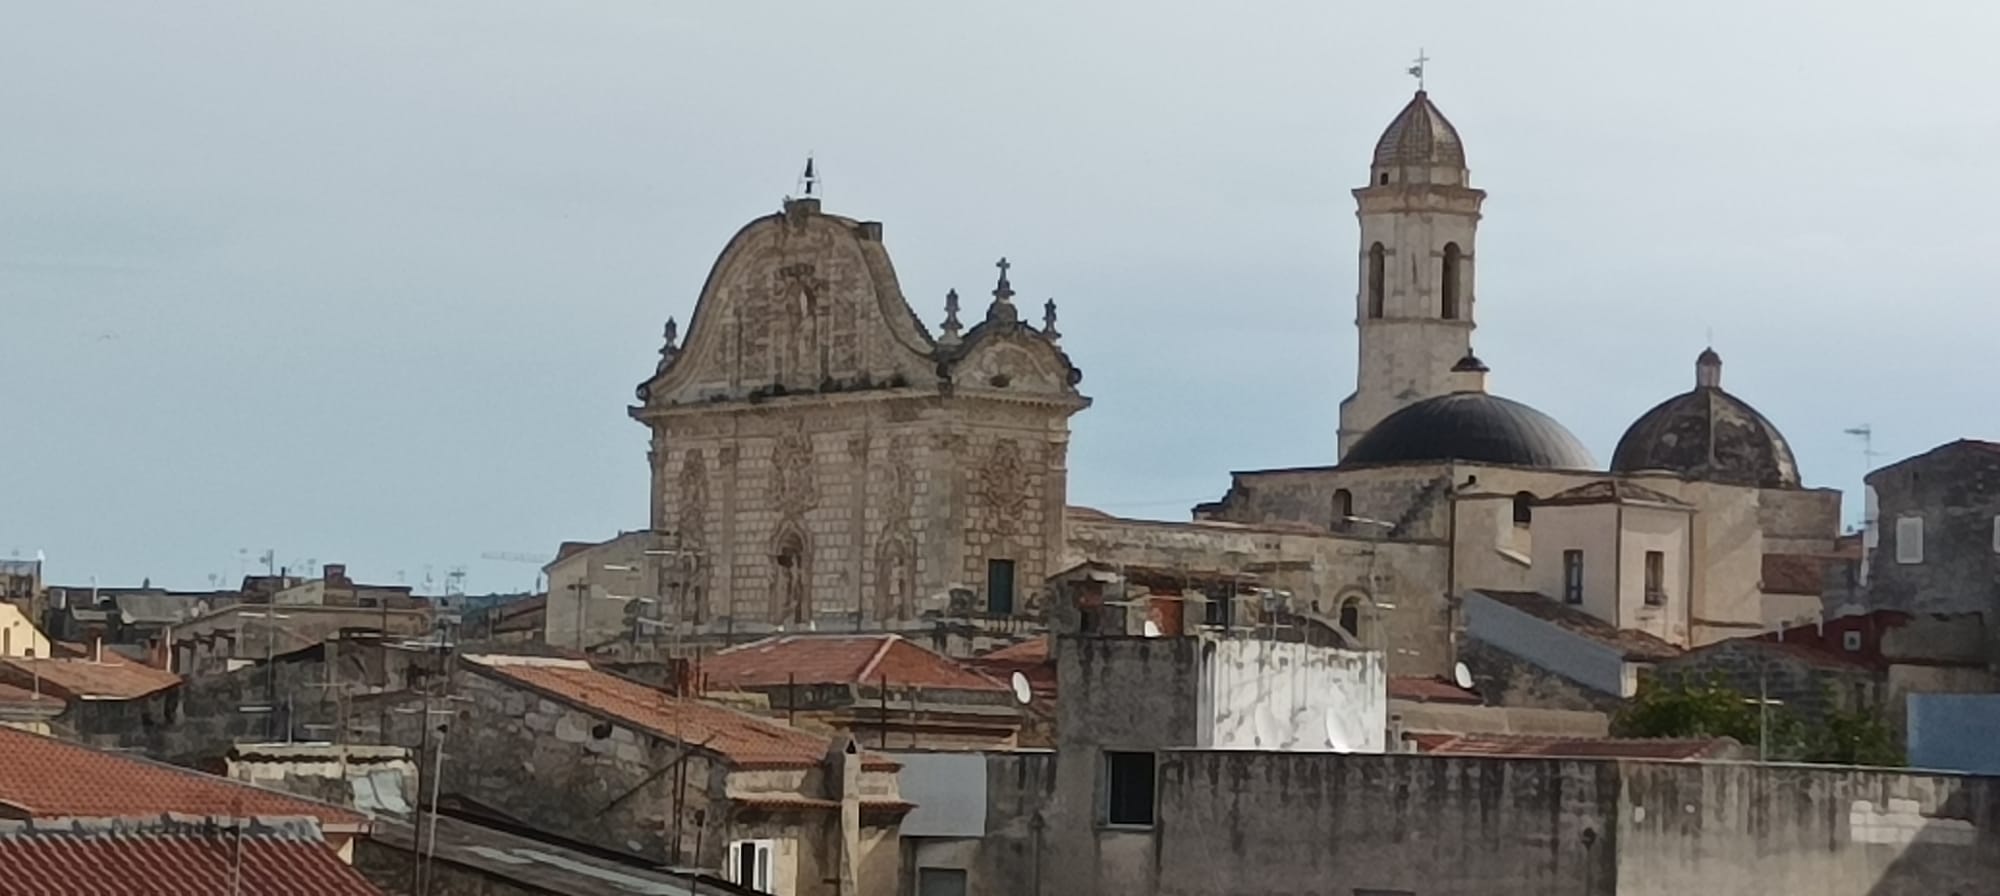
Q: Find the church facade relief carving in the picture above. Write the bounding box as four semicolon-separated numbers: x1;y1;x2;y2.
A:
632;198;1088;637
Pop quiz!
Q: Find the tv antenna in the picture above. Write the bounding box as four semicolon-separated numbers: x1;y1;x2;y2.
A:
1843;424;1883;468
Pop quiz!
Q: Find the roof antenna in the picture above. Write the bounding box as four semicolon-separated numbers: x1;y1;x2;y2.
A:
1406;48;1429;91
798;153;819;198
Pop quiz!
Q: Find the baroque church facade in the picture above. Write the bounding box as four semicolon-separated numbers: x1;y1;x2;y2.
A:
599;88;1841;678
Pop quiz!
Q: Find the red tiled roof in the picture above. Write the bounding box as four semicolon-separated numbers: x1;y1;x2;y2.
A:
1474;590;1683;662
1388;676;1481;705
0;651;181;701
469;656;899;772
1760;554;1825;596
1417;734;1737;761
0;681;64;709
0;818;382;895
702;635;1006;693
0;727;367;830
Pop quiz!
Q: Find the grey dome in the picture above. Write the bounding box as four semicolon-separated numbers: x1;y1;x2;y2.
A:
1373;91;1467;169
1345;392;1595;470
1611;350;1800;488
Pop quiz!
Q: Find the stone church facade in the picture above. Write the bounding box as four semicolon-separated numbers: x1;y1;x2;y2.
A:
630;198;1086;635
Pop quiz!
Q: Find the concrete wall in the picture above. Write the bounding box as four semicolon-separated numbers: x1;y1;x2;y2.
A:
1615;762;2000;896
1615;505;1691;644
543;532;652;650
1056;636;1205;750
1908;694;2000;775
890;751;990;837
1198;639;1384;752
972;749;2000;896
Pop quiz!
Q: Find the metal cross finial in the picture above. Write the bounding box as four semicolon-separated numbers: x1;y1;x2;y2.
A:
1407;48;1430;90
996;257;1011;280
799;154;818;197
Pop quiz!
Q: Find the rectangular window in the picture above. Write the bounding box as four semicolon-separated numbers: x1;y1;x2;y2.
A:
1643;550;1666;606
1103;751;1157;827
986;559;1016;615
1202;588;1234;628
1895;516;1924;564
1842;630;1863;652
1562;550;1584;604
917;868;970;896
727;839;774;893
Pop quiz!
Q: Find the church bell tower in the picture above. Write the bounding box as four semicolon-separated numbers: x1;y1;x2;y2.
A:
1336;85;1487;459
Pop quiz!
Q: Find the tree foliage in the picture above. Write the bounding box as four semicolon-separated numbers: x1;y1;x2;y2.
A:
1612;672;1902;766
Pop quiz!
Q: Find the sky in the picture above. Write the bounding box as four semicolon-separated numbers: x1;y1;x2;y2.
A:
3;1;1996;594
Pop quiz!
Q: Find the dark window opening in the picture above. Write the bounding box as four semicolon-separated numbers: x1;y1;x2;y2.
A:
1562;550;1584;605
1644;551;1666;606
1367;243;1386;319
1332;489;1354;529
1339;601;1361;639
1441;242;1462;319
986;559;1016;616
1202;588;1234;628
917;868;969;896
1512;492;1535;526
1104;751;1157;827
1377;172;1389;185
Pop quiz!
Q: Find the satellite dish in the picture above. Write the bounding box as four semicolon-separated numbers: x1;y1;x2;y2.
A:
1453;662;1474;691
1009;671;1033;705
1142;619;1162;638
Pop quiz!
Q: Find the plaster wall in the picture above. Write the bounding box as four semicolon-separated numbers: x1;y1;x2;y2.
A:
1198;639;1384;752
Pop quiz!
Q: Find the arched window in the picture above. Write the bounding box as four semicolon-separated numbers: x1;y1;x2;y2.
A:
1513;491;1535;526
1441;243;1462;320
1367;243;1386;319
1332;489;1354;525
1338;600;1362;640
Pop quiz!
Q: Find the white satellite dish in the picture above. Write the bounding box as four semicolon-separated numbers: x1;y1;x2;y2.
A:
1009;671;1033;705
1142;619;1162;638
1453;661;1475;691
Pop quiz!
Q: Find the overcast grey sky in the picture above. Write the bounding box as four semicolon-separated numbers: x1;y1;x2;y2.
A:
4;1;1996;593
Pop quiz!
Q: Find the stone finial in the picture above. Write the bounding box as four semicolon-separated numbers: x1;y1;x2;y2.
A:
939;289;963;345
1042;298;1061;343
985;257;1019;324
656;317;680;372
1696;347;1722;389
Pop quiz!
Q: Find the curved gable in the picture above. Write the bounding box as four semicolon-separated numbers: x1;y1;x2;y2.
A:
640;199;938;407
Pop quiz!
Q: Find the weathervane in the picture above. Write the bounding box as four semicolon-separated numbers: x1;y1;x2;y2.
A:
1407;48;1430;90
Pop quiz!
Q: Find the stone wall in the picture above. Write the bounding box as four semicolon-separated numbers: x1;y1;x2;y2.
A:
1864;443;2000;620
1459;637;1627;714
1065;513;1456;678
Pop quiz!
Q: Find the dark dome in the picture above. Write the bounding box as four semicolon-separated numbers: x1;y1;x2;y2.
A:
1611;350;1799;488
1344;392;1596;469
1373;90;1467;169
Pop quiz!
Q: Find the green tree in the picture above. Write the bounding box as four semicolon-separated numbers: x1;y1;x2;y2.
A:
1613;672;1904;766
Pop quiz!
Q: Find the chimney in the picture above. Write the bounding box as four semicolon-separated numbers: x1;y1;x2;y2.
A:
323;564;348;585
1449;350;1490;393
93;635;103;664
825;735;863;895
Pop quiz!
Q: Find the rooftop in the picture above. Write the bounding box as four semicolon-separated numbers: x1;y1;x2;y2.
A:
0;816;382;896
1388;676;1483;705
466;656;899;772
0;726;368;830
0;646;181;701
1539;480;1693;509
1472;590;1684;662
369;813;752;896
1761;553;1827;596
701;634;1006;693
1414;733;1739;761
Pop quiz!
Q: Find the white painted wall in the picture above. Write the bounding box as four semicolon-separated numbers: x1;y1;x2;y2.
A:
1196;639;1386;753
0;604;50;658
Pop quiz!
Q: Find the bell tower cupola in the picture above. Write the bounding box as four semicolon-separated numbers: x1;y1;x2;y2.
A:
1338;65;1489;459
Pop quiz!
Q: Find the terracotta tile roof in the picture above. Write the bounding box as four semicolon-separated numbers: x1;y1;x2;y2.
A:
0;681;64;709
468;656;899;772
0;651;181;701
1389;676;1482;705
1540;480;1692;508
1760;553;1825;596
0;817;383;895
1473;590;1683;662
1417;734;1738;760
702;634;1005;693
0;727;368;830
